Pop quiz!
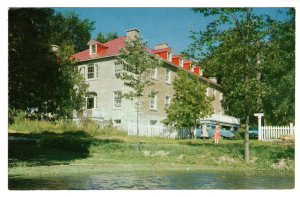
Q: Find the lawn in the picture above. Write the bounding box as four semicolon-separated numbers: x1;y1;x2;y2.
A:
8;120;295;179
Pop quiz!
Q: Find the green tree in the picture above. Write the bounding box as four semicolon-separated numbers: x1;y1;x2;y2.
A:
163;70;213;133
187;8;270;162
51;11;95;52
262;9;295;125
96;32;118;43
9;8;88;119
115;35;162;150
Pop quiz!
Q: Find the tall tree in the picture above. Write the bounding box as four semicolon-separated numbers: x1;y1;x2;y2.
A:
9;8;88;119
262;9;295;125
115;35;162;150
51;11;95;52
163;70;213;133
96;32;118;43
187;8;270;162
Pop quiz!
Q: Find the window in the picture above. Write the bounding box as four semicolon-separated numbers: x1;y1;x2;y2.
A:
114;119;121;125
168;53;172;61
151;68;157;79
165;68;171;84
165;96;171;108
219;93;223;101
87;65;94;79
91;44;96;54
114;64;123;76
150;120;157;125
79;67;85;78
86;92;97;109
113;91;122;108
86;64;98;80
150;93;157;110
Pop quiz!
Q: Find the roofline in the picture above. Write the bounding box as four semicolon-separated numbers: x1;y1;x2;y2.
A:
75;53;222;89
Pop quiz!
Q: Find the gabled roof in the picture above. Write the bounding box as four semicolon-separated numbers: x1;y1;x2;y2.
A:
172;54;181;58
152;47;171;53
183;60;193;64
72;36;221;89
72;36;154;61
87;39;108;48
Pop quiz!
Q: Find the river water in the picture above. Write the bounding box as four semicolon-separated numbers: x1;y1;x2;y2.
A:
9;170;294;190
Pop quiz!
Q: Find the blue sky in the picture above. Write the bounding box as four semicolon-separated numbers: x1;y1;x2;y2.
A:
55;8;289;54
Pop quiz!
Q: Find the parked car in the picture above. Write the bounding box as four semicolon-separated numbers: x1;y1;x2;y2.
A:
195;128;235;139
249;128;258;138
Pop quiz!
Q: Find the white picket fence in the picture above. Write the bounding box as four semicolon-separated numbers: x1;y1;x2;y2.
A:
127;122;177;138
259;124;295;141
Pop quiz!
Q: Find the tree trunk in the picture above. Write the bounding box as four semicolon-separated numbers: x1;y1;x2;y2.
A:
136;98;140;151
244;115;250;163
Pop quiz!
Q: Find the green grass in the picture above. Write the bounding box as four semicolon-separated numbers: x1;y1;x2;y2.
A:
8;119;295;178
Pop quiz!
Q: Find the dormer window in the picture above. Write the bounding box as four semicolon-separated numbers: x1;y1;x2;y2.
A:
168;53;172;62
90;44;96;55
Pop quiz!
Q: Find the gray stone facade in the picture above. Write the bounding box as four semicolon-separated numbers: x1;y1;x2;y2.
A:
74;56;224;129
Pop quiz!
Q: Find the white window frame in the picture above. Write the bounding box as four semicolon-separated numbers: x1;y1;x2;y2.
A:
168;53;172;62
86;64;98;80
90;44;96;55
165;68;171;84
165;96;171;108
114;64;123;77
150;94;157;110
151;68;158;79
86;92;97;109
113;91;122;108
114;119;122;125
150;120;158;125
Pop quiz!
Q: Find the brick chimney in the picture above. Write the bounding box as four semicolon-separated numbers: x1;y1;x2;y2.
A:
155;43;169;50
126;28;140;39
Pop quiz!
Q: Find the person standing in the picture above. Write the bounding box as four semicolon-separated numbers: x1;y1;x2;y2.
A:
202;124;208;140
213;123;221;144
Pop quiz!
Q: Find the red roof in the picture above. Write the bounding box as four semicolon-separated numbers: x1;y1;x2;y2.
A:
72;36;221;88
152;48;171;53
73;36;155;61
172;54;181;58
183;60;192;64
72;36;127;61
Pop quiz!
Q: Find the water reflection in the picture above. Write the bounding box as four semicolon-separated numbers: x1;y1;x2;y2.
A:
9;170;294;190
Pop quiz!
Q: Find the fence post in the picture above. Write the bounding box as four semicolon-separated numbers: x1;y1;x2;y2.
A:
289;123;293;135
254;113;264;141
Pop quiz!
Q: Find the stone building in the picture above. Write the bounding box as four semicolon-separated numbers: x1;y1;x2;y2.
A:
72;28;224;130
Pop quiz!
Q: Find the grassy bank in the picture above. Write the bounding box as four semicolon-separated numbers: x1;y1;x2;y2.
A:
9;120;295;179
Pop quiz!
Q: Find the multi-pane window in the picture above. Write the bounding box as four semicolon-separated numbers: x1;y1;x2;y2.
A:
150;120;157;125
86;64;98;79
114;91;122;108
91;44;96;54
165;96;171;108
114;119;121;125
87;65;94;79
114;64;123;76
165;68;171;83
86;92;97;109
151;68;157;79
150;93;157;110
